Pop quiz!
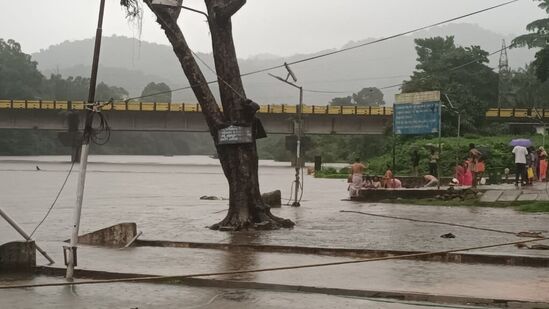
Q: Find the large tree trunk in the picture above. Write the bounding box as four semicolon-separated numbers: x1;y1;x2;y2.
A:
140;0;294;231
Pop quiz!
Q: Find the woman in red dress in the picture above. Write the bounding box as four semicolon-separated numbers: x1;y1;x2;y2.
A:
462;160;473;186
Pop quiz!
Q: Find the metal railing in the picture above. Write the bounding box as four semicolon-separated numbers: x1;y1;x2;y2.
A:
0;99;544;118
0;99;393;116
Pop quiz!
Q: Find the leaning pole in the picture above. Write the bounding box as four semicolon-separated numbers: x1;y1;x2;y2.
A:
65;0;105;280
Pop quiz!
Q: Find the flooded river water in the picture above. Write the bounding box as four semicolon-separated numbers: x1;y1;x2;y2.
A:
1;155;549;308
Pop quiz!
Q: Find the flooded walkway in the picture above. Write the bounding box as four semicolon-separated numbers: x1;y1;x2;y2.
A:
1;156;549;307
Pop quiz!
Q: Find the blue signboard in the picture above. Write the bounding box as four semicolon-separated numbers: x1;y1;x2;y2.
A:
393;101;440;135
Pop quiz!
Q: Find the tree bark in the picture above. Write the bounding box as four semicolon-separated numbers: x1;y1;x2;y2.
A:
142;0;294;231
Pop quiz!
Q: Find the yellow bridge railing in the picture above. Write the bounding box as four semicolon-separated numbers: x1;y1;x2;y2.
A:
0;99;393;116
0;99;544;118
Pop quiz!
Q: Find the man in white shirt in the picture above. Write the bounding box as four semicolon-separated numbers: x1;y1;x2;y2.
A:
512;145;528;186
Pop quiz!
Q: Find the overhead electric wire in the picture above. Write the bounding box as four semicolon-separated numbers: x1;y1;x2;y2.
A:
28;160;76;239
122;0;519;102
302;88;352;94
305;42;516;94
340;210;528;236
239;0;519;78
191;50;248;101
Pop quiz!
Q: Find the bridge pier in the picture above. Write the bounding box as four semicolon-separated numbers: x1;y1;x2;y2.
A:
57;111;82;163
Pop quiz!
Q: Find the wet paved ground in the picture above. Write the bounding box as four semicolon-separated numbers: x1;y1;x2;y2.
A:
2;275;486;309
479;182;549;202
1;156;549;307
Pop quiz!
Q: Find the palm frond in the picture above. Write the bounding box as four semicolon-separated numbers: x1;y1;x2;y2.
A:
526;18;549;32
512;33;549;48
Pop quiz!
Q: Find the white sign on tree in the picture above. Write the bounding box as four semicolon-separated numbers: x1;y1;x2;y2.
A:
151;0;179;7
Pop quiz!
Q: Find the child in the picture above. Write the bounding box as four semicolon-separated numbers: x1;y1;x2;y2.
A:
371;176;382;189
362;175;373;188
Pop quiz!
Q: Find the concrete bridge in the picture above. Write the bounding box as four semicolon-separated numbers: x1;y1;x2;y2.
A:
0;100;391;135
0;99;542;135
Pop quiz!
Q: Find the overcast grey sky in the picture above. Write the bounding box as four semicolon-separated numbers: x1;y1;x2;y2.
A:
0;0;545;58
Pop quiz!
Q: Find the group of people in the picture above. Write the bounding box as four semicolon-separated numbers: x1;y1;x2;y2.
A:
453;144;485;187
513;145;548;186
412;144;484;187
347;141;549;197
347;160;402;197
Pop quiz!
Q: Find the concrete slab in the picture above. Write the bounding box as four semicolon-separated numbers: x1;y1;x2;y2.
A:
29;268;549;309
77;222;137;248
538;194;549;201
24;242;549;304
498;190;521;202
480;190;503;202
2;275;444;309
517;194;539;201
0;241;35;271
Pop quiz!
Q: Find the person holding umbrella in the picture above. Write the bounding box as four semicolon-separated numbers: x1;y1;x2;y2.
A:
510;139;531;186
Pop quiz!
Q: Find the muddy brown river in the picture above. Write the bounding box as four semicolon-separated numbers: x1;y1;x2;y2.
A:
1;155;548;308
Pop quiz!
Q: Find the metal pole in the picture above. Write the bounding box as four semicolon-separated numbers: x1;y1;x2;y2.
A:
457;112;461;164
292;87;303;207
0;208;55;264
392;109;396;174
66;0;105;280
438;102;442;190
392;131;396;174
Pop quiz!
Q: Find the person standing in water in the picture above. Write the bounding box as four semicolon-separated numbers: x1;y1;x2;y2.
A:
348;158;367;197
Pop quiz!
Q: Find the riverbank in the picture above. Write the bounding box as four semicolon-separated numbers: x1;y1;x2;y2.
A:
352;182;549;213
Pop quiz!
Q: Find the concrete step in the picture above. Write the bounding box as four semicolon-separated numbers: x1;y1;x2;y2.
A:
518;193;539;201
498;190;521;202
480;190;503;202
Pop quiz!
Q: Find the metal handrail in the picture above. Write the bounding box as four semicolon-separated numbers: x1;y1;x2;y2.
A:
0;100;541;118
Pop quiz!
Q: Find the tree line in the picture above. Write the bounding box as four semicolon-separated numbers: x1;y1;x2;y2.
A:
0;39;172;103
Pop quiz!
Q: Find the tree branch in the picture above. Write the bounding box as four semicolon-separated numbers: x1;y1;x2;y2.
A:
209;0;246;20
144;1;226;132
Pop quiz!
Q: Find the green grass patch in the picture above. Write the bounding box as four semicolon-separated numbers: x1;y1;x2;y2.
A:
315;173;348;179
512;201;549;213
314;167;348;179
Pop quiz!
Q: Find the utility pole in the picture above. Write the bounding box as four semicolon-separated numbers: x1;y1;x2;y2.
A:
269;63;302;207
437;101;442;190
65;0;106;280
294;87;303;207
498;39;510;110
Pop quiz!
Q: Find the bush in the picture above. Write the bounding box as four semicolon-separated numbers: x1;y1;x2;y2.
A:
361;135;544;177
